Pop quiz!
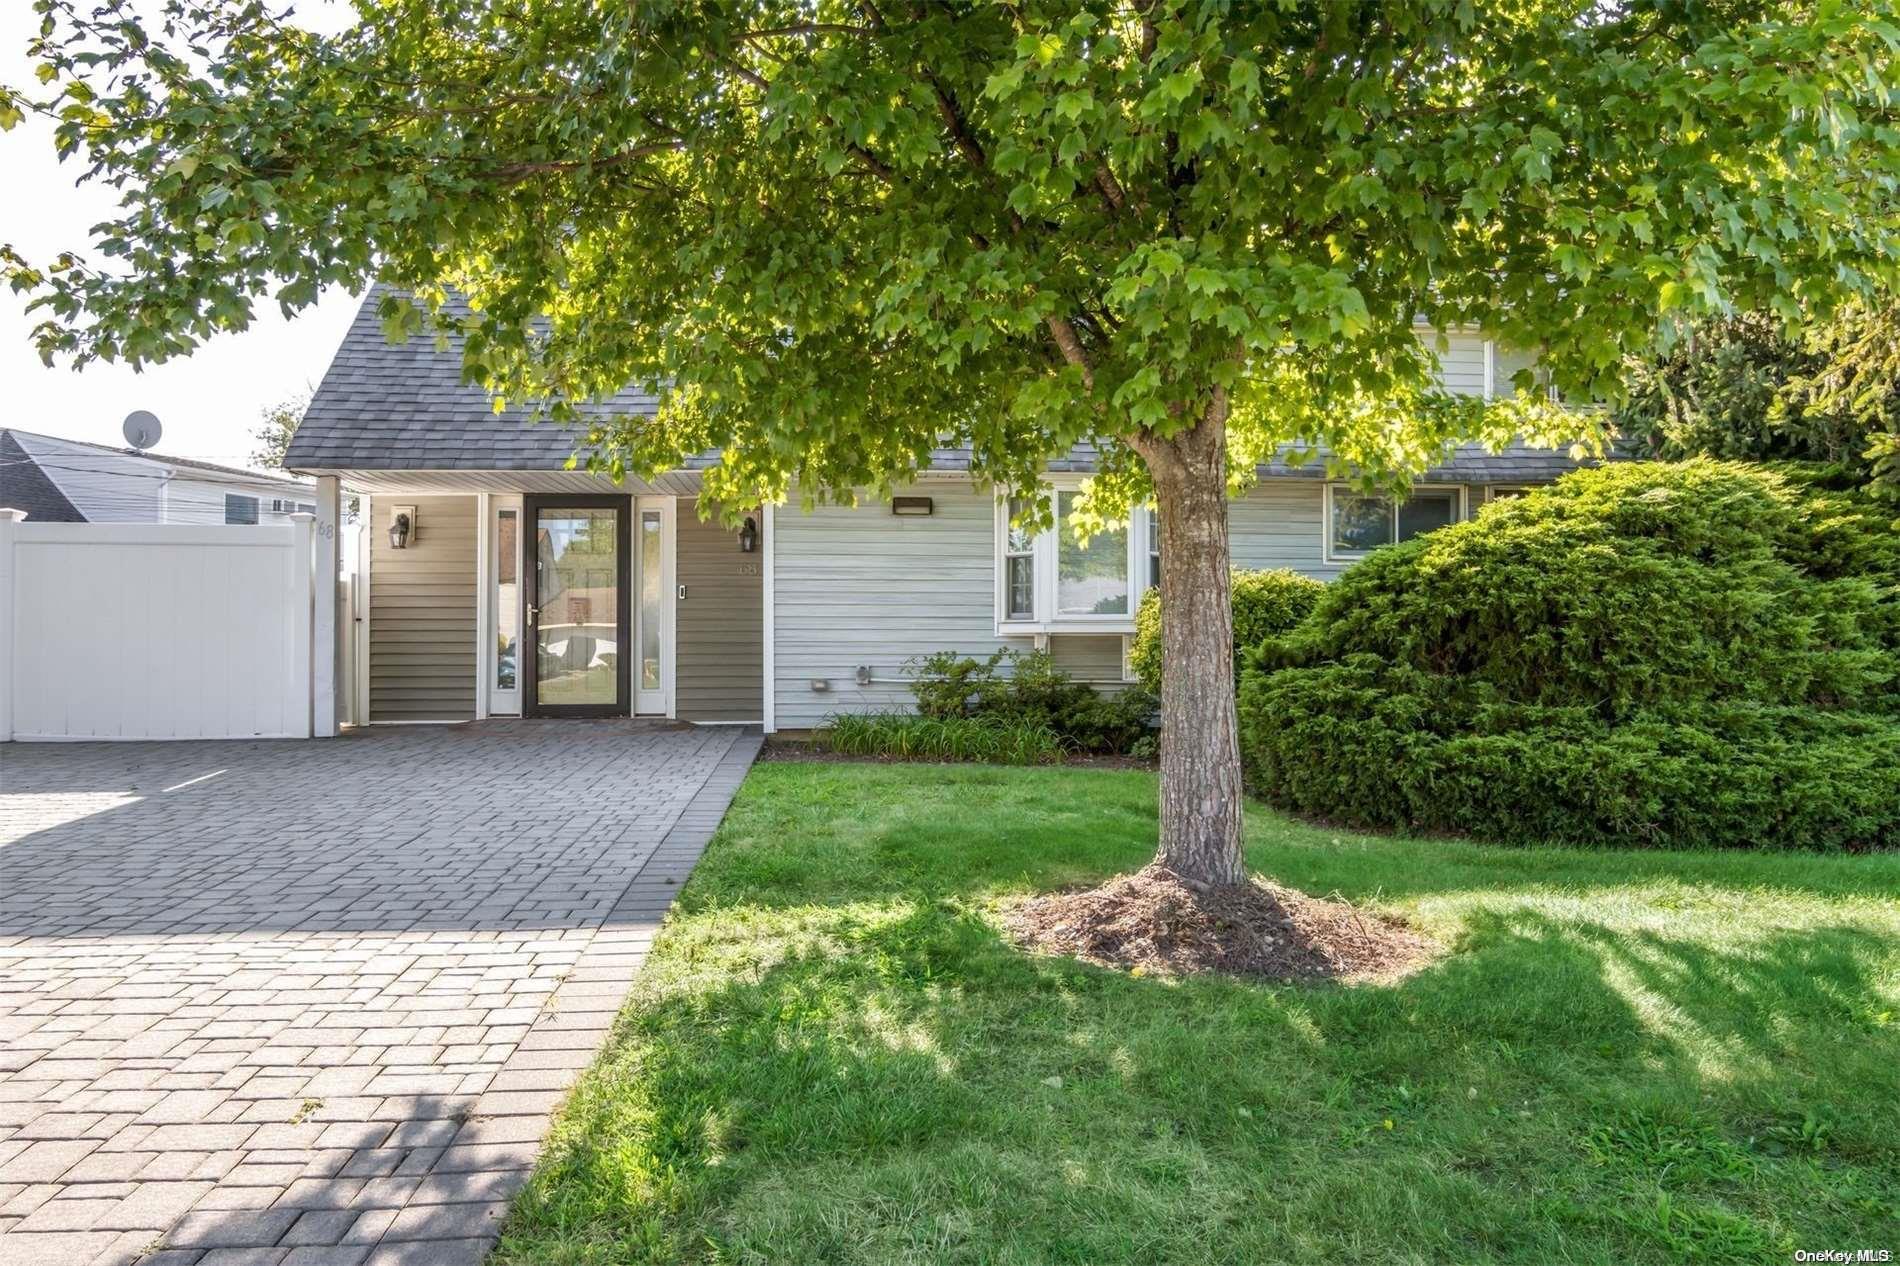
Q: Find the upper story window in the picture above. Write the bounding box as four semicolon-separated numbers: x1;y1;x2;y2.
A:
224;494;259;525
996;484;1151;631
1325;484;1462;563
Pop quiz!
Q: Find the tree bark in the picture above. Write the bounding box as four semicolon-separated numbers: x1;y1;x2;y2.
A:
1143;391;1247;888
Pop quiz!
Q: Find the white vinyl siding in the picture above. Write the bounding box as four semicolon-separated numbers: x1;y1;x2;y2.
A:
1228;482;1349;580
772;479;1363;728
772;483;1020;730
4;433;315;524
1423;330;1490;397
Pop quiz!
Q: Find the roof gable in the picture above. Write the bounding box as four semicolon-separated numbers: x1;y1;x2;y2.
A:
0;430;88;522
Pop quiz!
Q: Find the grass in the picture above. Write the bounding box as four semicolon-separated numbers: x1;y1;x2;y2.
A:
494;763;1900;1265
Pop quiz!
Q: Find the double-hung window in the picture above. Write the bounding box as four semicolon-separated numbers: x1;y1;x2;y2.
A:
1324;485;1462;563
996;484;1153;632
224;494;260;525
1003;497;1037;621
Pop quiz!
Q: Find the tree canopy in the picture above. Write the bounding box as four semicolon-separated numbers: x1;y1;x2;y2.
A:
249;390;307;468
7;0;1895;518
1618;299;1900;515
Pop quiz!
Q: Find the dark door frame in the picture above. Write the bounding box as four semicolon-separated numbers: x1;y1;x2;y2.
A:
522;495;632;717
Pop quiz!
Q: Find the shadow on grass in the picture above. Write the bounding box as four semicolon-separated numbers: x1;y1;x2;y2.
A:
499;888;1900;1265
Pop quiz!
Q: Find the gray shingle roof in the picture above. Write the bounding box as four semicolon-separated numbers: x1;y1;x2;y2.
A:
287;287;661;472
0;430;88;522
291;288;1589;484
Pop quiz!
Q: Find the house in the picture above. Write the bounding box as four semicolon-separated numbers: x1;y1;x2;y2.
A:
1;427;320;525
285;291;1588;733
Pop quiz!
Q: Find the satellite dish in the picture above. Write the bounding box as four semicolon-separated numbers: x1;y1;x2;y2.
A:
122;410;162;450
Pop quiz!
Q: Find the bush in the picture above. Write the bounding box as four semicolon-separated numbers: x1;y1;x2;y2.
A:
1129;568;1326;694
1238;461;1900;851
905;648;1154;754
817;713;1066;765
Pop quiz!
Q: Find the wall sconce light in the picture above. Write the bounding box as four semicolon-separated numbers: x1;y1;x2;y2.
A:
891;496;934;516
388;505;416;550
738;515;758;553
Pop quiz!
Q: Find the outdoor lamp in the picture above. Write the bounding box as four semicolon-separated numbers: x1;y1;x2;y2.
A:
388;511;413;550
739;516;758;553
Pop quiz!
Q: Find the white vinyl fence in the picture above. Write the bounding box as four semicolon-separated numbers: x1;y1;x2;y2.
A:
0;510;328;741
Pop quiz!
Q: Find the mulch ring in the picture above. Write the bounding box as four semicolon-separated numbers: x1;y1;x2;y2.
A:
1002;863;1437;985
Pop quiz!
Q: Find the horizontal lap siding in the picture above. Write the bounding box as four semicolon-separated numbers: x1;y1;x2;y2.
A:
1050;634;1127;684
676;506;764;722
773;484;1030;729
1427;330;1489;397
370;494;476;721
1229;482;1344;580
772;480;1351;727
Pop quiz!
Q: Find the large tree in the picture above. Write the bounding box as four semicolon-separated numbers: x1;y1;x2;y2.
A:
6;0;1897;887
1618;299;1900;516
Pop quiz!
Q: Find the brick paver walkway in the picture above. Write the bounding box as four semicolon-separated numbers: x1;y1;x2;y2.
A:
0;721;760;1266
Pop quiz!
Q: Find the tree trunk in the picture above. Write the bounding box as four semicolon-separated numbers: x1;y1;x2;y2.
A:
1145;392;1247;888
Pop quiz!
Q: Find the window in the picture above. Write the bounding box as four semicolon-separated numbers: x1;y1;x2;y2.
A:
495;508;519;691
1056;490;1128;616
1003;497;1036;620
1325;485;1462;561
1485;485;1533;503
997;486;1143;629
296;502;316;516
1145;506;1160;589
224;494;259;525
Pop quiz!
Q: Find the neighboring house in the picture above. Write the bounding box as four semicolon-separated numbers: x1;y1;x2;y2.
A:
0;427;319;525
287;290;1590;732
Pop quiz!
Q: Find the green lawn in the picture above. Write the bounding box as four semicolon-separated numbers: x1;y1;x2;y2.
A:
495;763;1900;1265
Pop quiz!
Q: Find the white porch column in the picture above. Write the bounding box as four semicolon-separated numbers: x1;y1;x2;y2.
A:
312;476;341;736
0;508;23;742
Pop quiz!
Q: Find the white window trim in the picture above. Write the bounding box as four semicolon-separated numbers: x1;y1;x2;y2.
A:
632;494;677;719
481;493;523;717
223;493;260;525
1322;483;1467;565
995;477;1152;636
1484;484;1535;504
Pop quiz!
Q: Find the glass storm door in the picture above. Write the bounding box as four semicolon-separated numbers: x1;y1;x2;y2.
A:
523;498;630;716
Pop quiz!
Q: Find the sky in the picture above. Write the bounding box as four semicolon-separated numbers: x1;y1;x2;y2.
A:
0;1;359;471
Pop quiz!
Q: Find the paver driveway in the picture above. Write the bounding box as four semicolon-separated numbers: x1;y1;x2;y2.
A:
0;721;759;1266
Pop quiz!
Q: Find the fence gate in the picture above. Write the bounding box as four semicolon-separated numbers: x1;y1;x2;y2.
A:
0;512;319;741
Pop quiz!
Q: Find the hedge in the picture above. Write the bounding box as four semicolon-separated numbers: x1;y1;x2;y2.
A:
1239;462;1900;851
1129;568;1325;694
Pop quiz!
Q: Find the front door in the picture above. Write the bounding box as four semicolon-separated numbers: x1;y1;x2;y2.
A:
524;497;630;716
